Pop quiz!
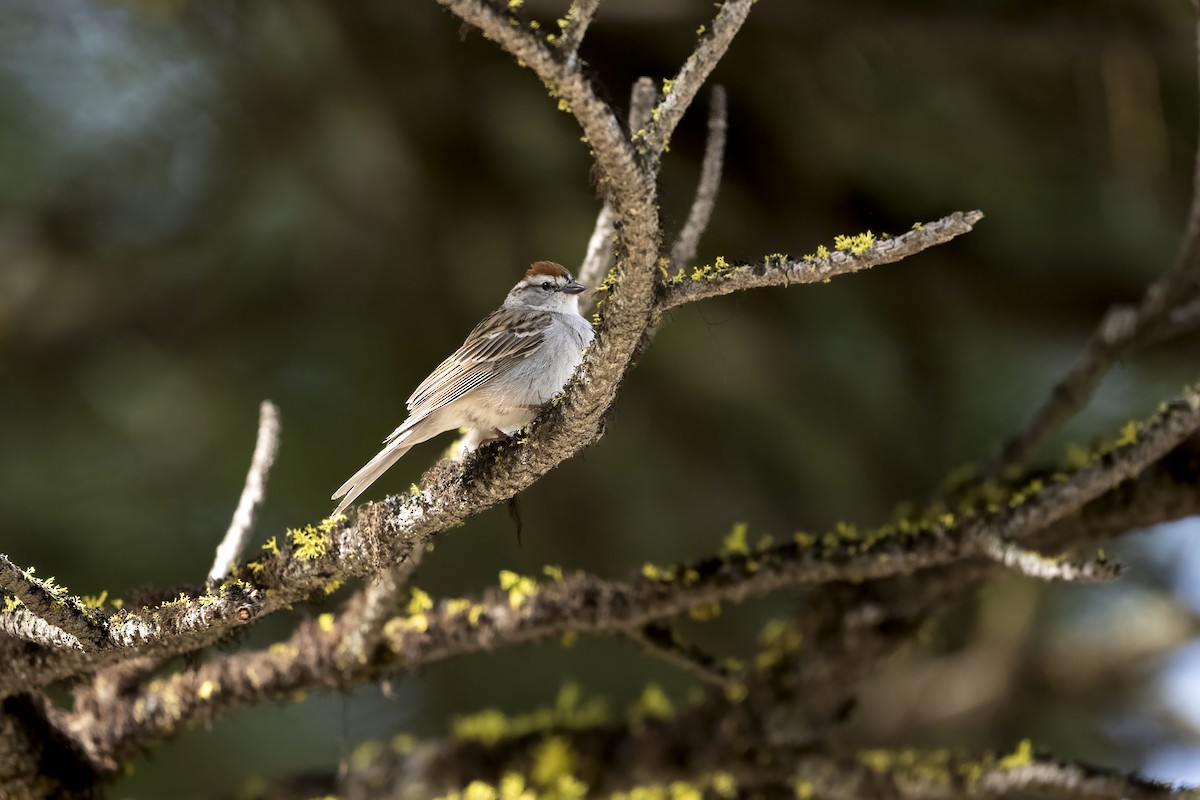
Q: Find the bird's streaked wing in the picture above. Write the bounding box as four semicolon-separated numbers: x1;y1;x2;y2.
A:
387;309;548;440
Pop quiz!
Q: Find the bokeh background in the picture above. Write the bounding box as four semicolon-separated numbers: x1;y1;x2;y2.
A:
3;0;1200;795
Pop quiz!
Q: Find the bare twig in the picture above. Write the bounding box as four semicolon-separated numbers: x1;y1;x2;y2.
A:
555;0;601;65
208;401;281;583
993;6;1200;472
993;305;1138;471
669;85;728;268
639;0;754;159
978;538;1123;583
1142;292;1200;345
623;623;738;687
578;77;657;301
656;211;984;316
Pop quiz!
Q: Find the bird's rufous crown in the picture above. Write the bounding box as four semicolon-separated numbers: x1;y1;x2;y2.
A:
525;261;571;279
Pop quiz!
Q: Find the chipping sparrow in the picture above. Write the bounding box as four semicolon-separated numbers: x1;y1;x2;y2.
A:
331;261;594;516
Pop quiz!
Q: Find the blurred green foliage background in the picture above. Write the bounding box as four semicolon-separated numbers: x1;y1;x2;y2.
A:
3;0;1200;795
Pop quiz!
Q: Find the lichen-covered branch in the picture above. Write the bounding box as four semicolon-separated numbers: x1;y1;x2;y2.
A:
0;609;85;651
578;77;657;300
0;555;106;651
254;622;1199;800
208;400;281;583
978;538;1122;583
555;0;601;64
55;388;1200;769
334;545;429;670
656;211;983;316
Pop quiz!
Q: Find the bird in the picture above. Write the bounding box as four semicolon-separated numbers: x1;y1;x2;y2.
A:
331;261;594;516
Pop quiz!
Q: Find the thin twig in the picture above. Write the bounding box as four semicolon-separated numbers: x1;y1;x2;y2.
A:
992;5;1200;472
1142;292;1200;345
578;77;657;304
639;0;754;159
978;538;1123;583
555;0;601;66
669;85;728;268
623;623;738;687
208;401;281;583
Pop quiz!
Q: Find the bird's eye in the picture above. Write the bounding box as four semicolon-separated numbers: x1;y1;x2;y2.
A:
540;283;554;291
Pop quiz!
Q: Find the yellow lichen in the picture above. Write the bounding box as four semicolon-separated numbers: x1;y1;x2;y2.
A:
641;562;676;582
721;522;750;556
710;772;737;798
350;739;383;771
833;231;876;255
286;524;330;560
629;684;674;726
499;570;539;609
446;598;472;616
408;588;433;615
531;736;576;787
998;739;1034;769
464;781;497;800
500;773;535;800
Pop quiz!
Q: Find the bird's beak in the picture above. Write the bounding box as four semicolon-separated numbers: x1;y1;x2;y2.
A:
562;280;586;295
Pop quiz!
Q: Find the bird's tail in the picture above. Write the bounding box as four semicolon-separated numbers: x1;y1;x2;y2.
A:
330;431;414;517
